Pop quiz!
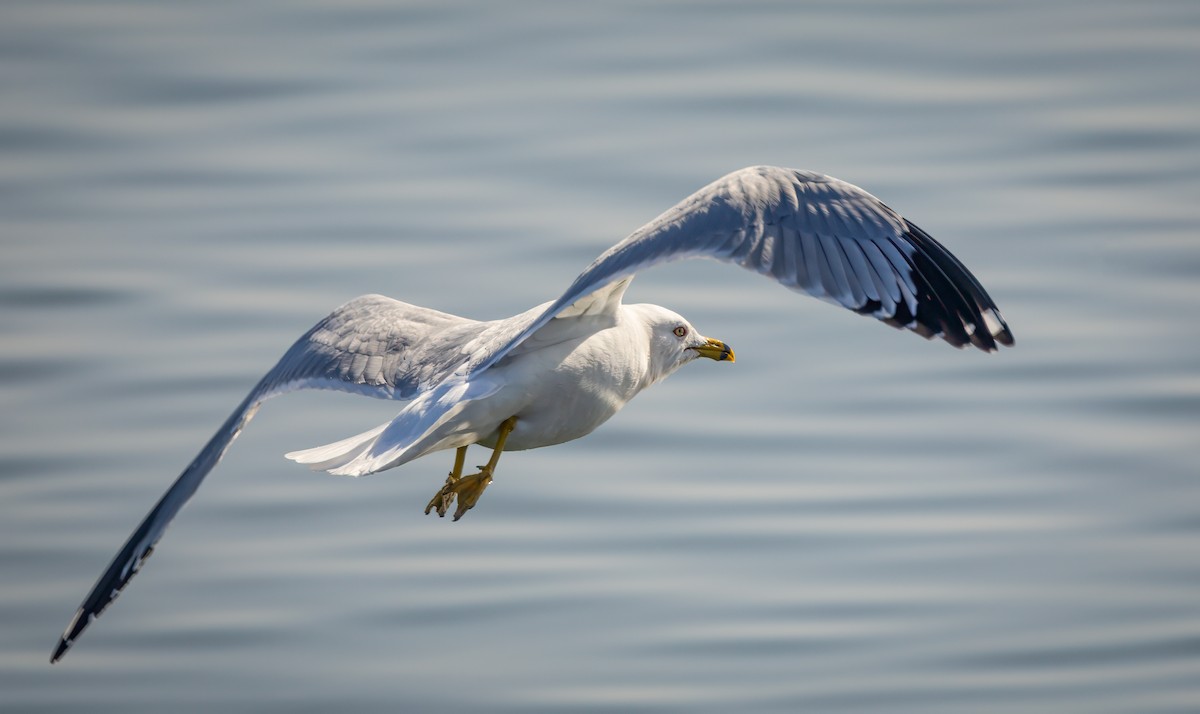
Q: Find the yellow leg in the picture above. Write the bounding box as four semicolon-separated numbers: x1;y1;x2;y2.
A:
423;445;468;518
423;416;517;521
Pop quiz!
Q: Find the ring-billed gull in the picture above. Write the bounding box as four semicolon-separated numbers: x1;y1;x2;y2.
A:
51;165;1012;662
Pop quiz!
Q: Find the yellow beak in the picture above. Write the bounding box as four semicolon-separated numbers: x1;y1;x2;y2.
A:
690;337;735;363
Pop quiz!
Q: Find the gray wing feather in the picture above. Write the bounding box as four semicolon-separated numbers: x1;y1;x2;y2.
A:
51;295;479;662
263;294;479;400
468;165;1012;377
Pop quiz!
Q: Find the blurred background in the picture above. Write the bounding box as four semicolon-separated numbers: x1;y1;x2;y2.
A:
2;1;1198;712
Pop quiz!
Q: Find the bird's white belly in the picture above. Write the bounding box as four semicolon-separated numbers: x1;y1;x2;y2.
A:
474;330;646;452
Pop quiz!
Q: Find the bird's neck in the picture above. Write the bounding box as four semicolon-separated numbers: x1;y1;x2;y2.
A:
619;304;681;392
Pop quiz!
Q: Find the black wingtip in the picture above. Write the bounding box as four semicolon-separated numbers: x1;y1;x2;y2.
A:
898;223;1013;353
991;311;1016;348
48;514;161;664
50;607;87;664
50;638;70;664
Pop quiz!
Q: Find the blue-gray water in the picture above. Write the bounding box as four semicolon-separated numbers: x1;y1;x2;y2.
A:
3;1;1198;712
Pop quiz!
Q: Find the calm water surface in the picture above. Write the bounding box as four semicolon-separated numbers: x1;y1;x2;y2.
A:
2;1;1198;712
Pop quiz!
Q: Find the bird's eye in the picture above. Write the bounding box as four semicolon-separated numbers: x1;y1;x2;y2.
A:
673;326;688;338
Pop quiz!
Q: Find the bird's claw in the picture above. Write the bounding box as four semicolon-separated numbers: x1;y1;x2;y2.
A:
423;472;458;518
424;466;493;521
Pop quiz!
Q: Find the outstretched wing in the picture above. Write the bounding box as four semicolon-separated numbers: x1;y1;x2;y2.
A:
51;295;479;663
467;165;1013;378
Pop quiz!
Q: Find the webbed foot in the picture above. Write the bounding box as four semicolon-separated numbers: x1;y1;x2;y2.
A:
422;416;517;522
424;466;494;521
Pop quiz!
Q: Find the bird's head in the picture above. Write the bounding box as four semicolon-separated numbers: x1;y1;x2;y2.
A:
632;304;735;385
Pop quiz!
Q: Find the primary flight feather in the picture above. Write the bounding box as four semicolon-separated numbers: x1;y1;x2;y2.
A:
51;165;1012;663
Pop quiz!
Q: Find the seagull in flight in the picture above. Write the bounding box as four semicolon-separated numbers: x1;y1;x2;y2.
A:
51;165;1013;663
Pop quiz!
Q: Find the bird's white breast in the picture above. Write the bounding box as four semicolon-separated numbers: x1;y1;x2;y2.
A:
477;313;651;451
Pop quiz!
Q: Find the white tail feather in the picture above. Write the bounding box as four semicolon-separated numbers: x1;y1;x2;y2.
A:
285;377;504;478
284;422;390;473
325;403;456;477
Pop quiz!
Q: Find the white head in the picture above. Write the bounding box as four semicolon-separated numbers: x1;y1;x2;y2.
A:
628;304;735;387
